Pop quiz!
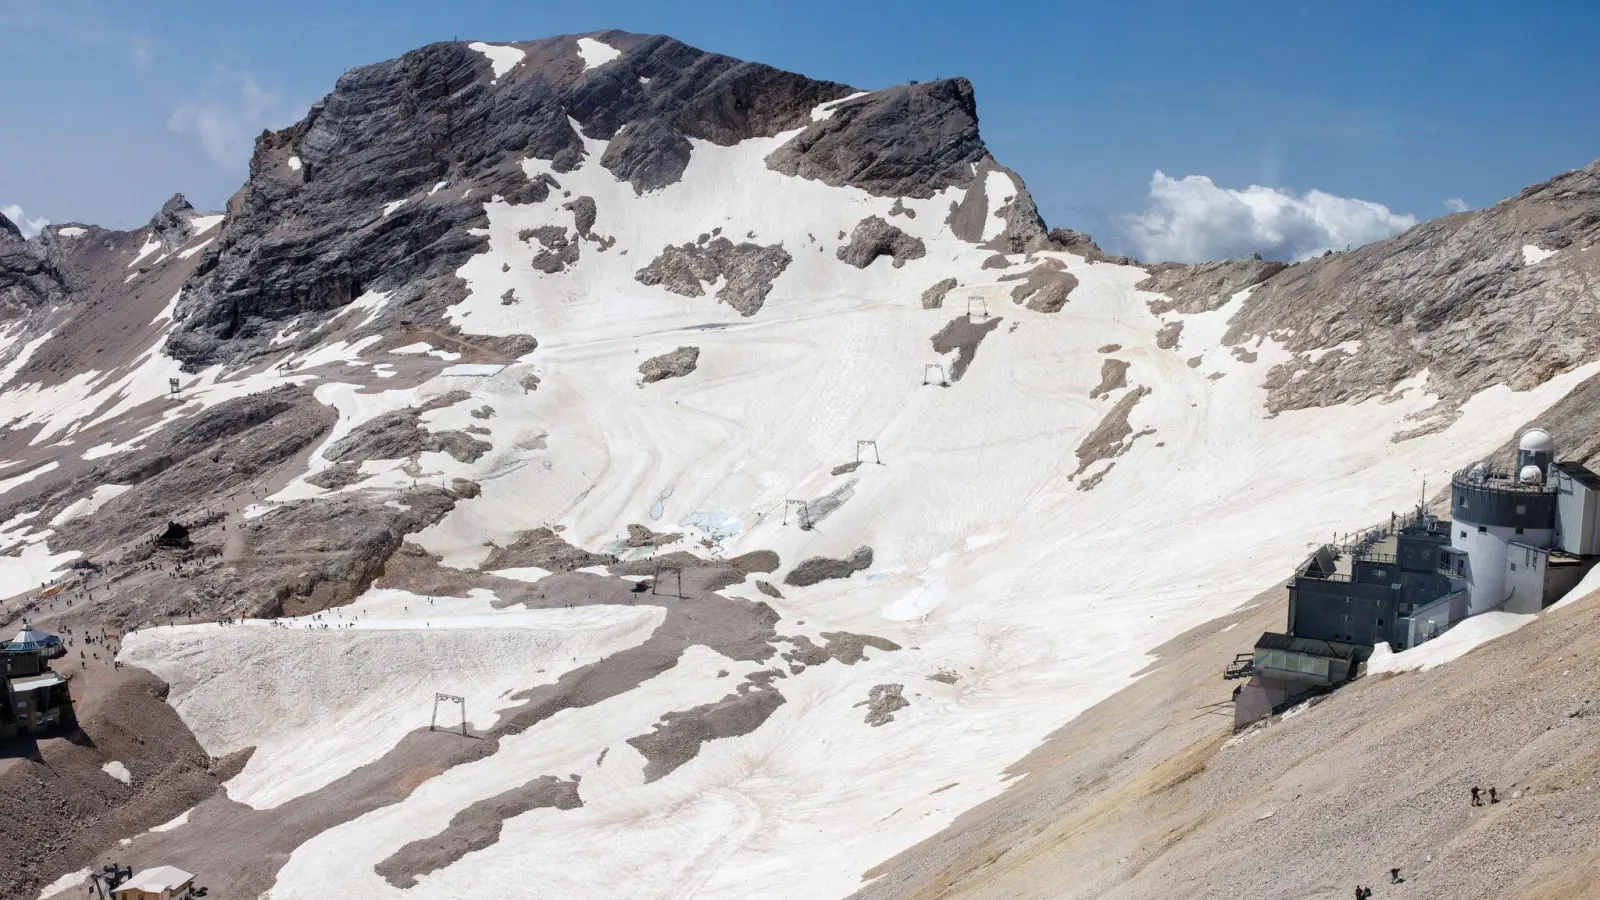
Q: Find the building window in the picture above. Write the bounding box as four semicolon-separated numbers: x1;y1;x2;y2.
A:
1510;563;1517;571
1460;530;1467;538
1517;504;1527;515
1478;526;1488;534
1516;526;1525;535
1378;618;1385;626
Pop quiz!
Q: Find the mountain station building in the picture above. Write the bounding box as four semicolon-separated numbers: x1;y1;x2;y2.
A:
1233;428;1600;726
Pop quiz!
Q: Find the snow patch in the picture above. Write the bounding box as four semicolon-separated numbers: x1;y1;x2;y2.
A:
121;595;667;809
177;238;213;260
102;760;132;784
1522;244;1557;265
287;156;303;171
469;41;525;80
382;199;407;217
55;227;86;238
127;235;161;268
1305;340;1362;363
150;807;192;833
1367;611;1535;674
50;484;131;526
575;37;622;70
36;868;89;900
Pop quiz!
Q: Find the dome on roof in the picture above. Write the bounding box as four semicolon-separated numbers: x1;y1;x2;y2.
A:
1520;428;1555;453
5;621;63;656
1520;464;1545;484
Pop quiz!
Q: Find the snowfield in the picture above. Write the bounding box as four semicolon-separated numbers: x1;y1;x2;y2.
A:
65;94;1597;899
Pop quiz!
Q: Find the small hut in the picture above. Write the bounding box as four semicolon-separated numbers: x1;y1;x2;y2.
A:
154;521;191;549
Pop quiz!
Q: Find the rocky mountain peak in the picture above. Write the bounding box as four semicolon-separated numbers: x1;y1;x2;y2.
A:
164;31;1041;368
146;192;198;250
0;210;20;242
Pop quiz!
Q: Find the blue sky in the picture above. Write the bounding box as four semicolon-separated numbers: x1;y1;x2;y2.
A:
2;0;1597;260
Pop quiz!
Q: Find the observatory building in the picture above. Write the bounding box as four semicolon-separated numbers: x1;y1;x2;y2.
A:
1232;427;1600;727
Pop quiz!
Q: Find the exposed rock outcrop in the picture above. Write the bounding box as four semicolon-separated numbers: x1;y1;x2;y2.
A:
1216;158;1600;414
321;407;490;464
785;547;873;586
1137;253;1288;315
930;314;1002;381
635;238;792;314
638;346;700;383
854;683;908;726
766;79;989;198
626;675;787;782
836;216;926;269
166;32;853;367
922;277;958;309
1008;263;1078;313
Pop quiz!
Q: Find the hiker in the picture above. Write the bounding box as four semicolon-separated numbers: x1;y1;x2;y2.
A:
1391;867;1403;884
1489;786;1498;804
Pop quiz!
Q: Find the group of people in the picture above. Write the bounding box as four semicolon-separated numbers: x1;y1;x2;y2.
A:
1470;786;1500;806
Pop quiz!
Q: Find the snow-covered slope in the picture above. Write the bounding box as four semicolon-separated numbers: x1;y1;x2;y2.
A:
4;29;1600;900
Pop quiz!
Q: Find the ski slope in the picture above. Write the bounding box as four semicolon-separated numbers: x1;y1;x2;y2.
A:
92;86;1600;899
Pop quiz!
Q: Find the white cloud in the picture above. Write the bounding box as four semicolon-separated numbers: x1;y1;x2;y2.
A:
1443;197;1471;213
1;204;49;239
1120;171;1418;263
168;70;293;170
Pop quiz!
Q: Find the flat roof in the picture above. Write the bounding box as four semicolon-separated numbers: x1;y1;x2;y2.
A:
1254;632;1359;660
8;672;64;691
113;866;194;894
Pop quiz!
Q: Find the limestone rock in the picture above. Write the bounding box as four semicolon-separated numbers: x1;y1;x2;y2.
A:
836;216;925;269
638;346;700;383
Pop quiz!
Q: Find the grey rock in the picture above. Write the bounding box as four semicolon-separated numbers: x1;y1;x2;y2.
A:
0;214;70;319
375;775;582;888
563;195;597;237
1156;321;1184;349
836;216;925;269
145;193;204;251
944;158;1048;253
854;683;909;726
922;277;958;309
1046;227;1133;264
930;314;1002;381
601;117;693;193
1091;358;1130;399
481;527;616;571
802;478;857;526
1008;264;1079;313
1217;157;1600;414
1137;254;1288;315
167;32;854;367
625;523;682;547
321;407;490;464
638;345;700;383
784;546;873;587
635;239;791;314
766;79;988;199
626;674;786;782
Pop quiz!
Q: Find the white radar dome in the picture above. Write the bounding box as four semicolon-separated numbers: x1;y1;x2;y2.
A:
1520;464;1545;484
1519;428;1555;453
